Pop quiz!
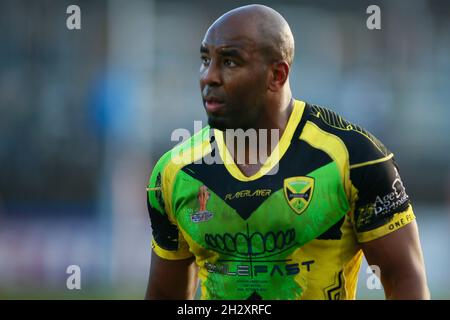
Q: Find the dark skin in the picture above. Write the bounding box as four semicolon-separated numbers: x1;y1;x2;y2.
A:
146;252;198;299
199;6;294;176
146;5;430;300
361;221;430;299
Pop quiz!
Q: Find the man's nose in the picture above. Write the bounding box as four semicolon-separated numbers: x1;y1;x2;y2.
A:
201;63;222;87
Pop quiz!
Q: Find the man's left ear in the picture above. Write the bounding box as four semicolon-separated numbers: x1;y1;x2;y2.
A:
268;61;289;92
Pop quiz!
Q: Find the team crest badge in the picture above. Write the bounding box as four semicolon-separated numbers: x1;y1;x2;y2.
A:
284;176;315;215
191;185;213;223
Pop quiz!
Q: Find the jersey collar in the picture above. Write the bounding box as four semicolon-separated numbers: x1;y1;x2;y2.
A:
213;99;306;182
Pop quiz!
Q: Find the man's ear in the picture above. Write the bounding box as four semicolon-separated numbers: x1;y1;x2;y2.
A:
268;61;290;92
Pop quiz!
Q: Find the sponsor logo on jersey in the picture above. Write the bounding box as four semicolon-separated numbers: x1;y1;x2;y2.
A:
372;169;408;215
191;185;213;223
224;189;272;201
204;227;297;257
373;169;409;214
283;176;314;215
204;260;315;278
204;223;314;279
356;168;410;229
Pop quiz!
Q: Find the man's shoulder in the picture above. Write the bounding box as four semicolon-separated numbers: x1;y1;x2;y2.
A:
150;125;212;177
302;102;392;166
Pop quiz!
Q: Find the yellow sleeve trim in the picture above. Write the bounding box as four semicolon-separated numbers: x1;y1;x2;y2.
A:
357;206;416;243
349;153;393;170
151;239;194;260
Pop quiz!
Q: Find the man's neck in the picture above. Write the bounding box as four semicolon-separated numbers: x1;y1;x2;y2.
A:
224;96;295;177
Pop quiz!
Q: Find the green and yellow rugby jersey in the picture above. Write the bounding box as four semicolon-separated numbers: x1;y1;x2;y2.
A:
147;100;415;300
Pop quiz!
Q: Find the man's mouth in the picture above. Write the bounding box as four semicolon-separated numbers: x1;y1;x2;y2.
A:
204;97;225;113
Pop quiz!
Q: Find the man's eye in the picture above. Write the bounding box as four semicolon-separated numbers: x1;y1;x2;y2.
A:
201;57;210;66
223;59;236;67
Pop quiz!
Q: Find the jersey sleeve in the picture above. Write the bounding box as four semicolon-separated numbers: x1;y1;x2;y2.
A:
147;157;193;260
350;156;415;243
305;104;416;243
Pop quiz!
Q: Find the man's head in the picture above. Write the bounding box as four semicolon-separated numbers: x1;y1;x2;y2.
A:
199;4;295;130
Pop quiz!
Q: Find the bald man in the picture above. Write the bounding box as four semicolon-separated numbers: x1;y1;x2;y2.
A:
145;5;429;300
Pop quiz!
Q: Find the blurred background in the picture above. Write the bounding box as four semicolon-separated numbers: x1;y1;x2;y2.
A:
0;0;449;299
